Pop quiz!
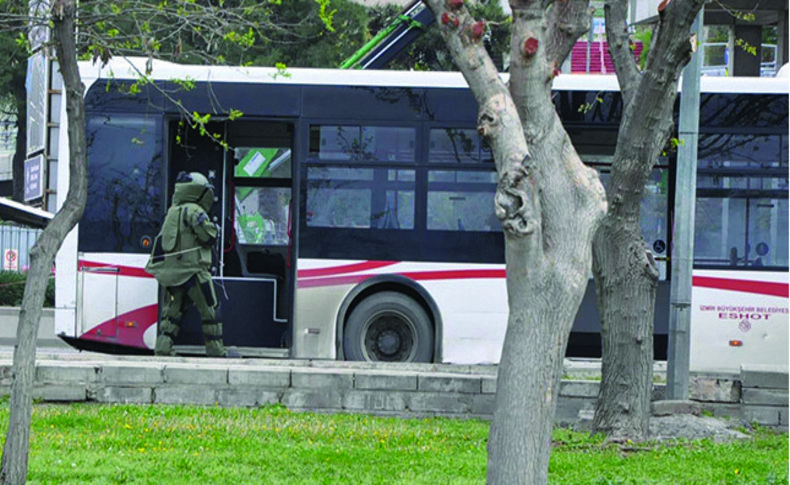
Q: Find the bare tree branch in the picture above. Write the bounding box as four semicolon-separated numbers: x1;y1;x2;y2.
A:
423;0;535;241
544;0;593;70
604;0;640;105
644;0;705;79
508;0;558;144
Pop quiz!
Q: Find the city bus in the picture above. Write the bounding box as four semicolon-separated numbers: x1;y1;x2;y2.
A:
52;58;788;371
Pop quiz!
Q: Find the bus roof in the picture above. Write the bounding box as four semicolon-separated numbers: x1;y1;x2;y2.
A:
78;57;789;95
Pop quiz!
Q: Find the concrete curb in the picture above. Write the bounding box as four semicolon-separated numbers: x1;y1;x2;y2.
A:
0;307;67;348
0;353;785;430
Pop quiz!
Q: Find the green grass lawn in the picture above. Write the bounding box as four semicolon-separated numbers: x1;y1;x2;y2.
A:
0;402;786;484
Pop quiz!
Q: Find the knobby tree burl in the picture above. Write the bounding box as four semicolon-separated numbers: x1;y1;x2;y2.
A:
423;1;607;483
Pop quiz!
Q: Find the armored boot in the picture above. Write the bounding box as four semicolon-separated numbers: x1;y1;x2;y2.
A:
155;317;180;356
202;321;227;357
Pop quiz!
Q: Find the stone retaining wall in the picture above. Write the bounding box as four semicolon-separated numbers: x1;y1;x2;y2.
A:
740;364;789;429
0;356;786;430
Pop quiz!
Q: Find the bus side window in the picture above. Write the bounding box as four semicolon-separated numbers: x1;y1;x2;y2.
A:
235;187;290;246
426;170;504;233
752;241;770;267
305;167;415;230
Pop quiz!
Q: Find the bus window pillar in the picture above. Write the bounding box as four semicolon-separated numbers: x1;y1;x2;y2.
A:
732;24;762;77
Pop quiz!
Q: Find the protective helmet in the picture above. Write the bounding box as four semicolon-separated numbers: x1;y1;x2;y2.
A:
172;171;214;211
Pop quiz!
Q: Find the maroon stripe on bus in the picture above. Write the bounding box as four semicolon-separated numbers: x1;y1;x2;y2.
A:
297;260;397;278
693;276;788;298
297;268;506;288
78;260;153;278
402;269;506;280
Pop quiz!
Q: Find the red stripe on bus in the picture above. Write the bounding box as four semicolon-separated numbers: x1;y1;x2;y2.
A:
693;276;789;298
79;304;158;349
402;269;506;281
78;260;153;278
298;274;370;288
297;260;397;278
297;268;506;288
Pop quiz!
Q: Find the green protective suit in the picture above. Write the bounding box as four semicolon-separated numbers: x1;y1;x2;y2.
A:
145;172;227;357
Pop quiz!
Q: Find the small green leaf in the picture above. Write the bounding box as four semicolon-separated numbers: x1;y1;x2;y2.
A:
228;109;244;121
271;63;291;80
315;0;337;32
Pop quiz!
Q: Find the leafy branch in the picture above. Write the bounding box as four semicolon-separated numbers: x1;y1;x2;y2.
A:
712;0;756;22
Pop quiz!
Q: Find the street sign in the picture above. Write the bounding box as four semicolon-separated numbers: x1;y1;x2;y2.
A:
24;154;44;201
26;51;47;156
4;249;18;271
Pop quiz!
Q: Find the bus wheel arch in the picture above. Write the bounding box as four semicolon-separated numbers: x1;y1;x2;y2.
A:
336;276;442;363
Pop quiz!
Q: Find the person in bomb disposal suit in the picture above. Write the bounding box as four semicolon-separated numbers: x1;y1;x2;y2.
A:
145;172;238;357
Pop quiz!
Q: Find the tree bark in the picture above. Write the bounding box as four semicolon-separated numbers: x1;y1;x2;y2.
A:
0;1;87;483
424;1;605;483
592;0;705;441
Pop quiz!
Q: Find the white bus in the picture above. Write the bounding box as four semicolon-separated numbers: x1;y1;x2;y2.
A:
52;58;788;371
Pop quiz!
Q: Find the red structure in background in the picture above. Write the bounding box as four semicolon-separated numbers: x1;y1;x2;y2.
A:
571;41;644;73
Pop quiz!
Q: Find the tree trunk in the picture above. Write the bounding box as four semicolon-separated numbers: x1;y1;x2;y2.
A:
592;218;657;440
424;1;605;483
592;0;705;441
490;138;604;483
489;3;605;481
0;1;87;483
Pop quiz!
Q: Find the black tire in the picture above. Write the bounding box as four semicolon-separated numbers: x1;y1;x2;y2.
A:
343;291;434;363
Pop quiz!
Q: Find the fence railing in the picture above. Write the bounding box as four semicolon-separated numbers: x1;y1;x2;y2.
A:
0;224;42;272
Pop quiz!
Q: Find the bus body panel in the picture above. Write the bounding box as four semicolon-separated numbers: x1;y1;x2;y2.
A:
50;58;787;370
690;270;788;373
68;253;158;349
419;276;507;364
295;259;506;364
54;230;79;323
294;259;400;360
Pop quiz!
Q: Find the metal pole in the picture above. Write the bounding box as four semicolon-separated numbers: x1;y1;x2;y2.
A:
586;20;593;73
667;8;703;400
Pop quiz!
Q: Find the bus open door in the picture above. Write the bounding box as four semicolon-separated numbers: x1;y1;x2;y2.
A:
167;119;296;357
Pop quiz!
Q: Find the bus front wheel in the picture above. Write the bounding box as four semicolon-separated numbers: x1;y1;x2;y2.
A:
343;292;433;363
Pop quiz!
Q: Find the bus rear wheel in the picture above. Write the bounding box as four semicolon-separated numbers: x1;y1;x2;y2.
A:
343;292;433;363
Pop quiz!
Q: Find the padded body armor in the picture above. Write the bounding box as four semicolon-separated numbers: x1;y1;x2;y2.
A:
146;173;217;287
